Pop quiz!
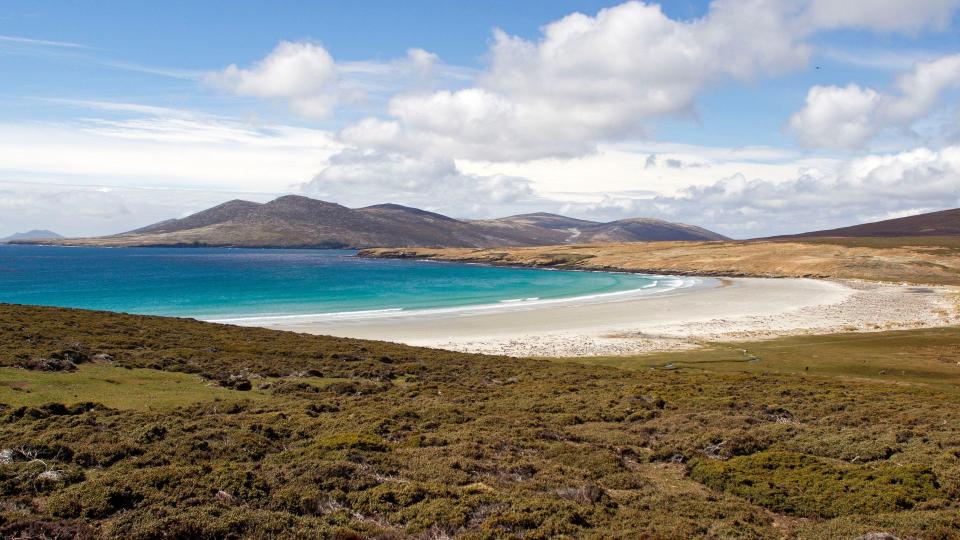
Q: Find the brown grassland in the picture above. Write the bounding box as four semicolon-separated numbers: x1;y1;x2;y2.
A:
359;236;960;286
1;303;960;538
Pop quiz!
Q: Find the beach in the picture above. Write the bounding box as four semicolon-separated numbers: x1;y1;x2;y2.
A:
245;277;960;357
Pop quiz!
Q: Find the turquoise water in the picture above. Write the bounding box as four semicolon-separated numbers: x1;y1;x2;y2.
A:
0;245;674;320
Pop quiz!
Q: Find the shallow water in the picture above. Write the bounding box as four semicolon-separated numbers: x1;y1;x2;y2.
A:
0;245;683;320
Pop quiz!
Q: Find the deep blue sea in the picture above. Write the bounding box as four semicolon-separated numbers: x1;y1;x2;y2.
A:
0;245;677;321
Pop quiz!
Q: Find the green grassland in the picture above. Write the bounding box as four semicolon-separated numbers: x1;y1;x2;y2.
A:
571;327;960;390
1;304;960;538
0;365;268;410
0;364;343;411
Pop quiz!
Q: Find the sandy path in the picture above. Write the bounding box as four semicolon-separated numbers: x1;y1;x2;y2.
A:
248;277;959;357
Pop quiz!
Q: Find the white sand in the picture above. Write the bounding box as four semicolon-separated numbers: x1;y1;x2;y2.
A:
242;276;960;357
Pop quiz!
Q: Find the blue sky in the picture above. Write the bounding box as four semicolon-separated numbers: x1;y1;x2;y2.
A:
2;1;960;237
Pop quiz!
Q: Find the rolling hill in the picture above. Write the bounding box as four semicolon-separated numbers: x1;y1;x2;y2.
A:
777;207;960;238
490;212;728;242
20;195;727;248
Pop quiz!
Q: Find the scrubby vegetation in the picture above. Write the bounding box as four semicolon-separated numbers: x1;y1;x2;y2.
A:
1;304;960;538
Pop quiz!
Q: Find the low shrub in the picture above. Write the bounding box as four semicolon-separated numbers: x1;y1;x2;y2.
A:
689;451;942;518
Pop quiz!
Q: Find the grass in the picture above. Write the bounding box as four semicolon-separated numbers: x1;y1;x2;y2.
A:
570;326;960;390
782;235;960;251
0;365;270;410
0;364;345;410
2;303;960;538
361;237;960;285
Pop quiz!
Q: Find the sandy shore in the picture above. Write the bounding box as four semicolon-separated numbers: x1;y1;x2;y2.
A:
243;277;959;357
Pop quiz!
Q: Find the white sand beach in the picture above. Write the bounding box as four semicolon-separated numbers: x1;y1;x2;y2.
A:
238;277;960;357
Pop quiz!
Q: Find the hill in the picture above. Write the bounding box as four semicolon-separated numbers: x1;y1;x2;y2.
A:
0;229;62;243
778;207;960;238
489;213;728;242
1;303;959;538
19;195;726;248
360;237;960;285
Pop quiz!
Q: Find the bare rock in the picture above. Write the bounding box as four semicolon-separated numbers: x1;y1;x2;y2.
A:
214;490;236;505
36;470;63;483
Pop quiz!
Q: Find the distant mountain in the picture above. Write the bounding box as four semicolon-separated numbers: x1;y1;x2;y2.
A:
777;208;960;239
493;212;601;230
489;213;728;242
21;195;727;248
1;229;63;243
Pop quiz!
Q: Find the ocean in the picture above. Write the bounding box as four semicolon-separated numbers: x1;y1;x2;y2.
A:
0;245;686;321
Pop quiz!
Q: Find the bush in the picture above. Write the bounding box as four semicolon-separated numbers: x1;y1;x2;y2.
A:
48;478;143;519
314;432;391;453
689;451;942;518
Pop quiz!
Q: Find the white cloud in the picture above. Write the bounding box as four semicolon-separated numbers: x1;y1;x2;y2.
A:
817;47;944;71
0;181;277;237
788;84;885;149
329;0;960;164
806;0;960;33
789;53;960;149
208;43;473;119
301;150;535;217
458;142;835;199
207;41;338;118
10;2;960;237
405;48;439;77
341;0;812;162
0;103;341;192
562;145;960;236
0;34;86;48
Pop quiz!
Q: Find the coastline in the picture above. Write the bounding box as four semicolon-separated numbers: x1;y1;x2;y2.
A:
245;276;960;357
205;274;702;324
357;239;960;286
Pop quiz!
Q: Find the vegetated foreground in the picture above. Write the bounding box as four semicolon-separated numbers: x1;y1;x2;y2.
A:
1;304;959;538
359;236;960;286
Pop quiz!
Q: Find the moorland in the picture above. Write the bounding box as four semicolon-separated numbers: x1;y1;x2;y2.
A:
359;236;960;286
2;303;960;538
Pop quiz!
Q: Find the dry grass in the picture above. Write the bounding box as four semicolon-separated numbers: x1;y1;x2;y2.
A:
360;236;960;285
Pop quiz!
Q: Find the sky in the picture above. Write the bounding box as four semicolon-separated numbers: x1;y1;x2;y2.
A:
2;0;960;238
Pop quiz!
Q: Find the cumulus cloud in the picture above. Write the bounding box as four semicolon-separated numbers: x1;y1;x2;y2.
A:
208;43;470;119
340;0;813;161
332;0;960;163
301;150;535;217
789;53;960;149
192;1;960;233
562;145;960;236
207;41;338;118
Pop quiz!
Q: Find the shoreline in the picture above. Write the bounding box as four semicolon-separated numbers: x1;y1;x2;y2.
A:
205;274;703;324
249;276;960;357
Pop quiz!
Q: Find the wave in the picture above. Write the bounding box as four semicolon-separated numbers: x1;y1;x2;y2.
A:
208;307;404;324
205;276;706;325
